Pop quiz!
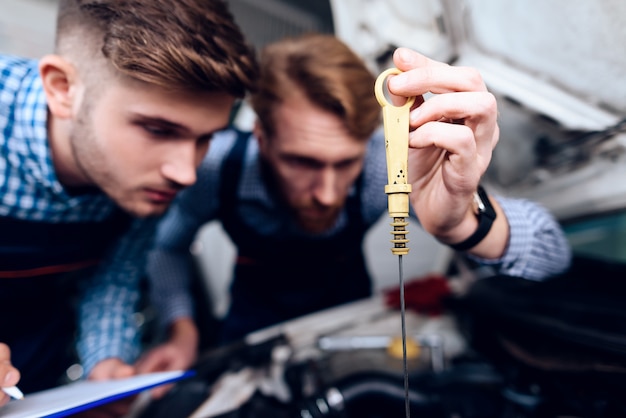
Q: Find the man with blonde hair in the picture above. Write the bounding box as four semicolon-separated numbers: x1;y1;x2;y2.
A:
0;0;258;401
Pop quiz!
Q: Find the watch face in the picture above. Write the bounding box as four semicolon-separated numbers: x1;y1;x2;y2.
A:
473;191;486;215
475;186;497;220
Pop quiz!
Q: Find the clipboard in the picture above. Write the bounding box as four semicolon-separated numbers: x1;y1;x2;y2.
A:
0;370;195;418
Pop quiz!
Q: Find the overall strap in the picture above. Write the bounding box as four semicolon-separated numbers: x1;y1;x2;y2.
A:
218;129;251;221
345;172;365;231
0;209;132;278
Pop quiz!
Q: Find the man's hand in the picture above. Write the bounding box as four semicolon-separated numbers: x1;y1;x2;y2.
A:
73;358;136;418
388;47;508;258
0;343;20;407
89;358;135;381
135;317;198;398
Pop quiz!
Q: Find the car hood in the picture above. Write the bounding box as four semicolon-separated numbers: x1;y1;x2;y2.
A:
330;0;626;221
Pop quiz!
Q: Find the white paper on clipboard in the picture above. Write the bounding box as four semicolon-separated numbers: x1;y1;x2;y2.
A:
0;370;194;418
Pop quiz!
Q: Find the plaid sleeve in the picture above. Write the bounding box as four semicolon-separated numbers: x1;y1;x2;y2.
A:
146;198;207;329
470;196;572;280
146;190;220;328
76;217;158;376
145;133;230;329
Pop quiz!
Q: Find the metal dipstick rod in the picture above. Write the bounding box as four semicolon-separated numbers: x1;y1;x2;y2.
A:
375;67;416;418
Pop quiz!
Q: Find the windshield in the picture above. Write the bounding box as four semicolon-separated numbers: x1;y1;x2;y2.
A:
563;211;626;264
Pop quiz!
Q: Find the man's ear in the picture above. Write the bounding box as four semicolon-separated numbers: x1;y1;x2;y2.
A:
39;55;79;119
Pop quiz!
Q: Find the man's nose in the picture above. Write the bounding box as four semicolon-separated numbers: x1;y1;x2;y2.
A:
313;168;339;206
160;142;200;187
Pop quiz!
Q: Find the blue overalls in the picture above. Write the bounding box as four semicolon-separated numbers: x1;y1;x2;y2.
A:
0;211;130;393
217;131;372;343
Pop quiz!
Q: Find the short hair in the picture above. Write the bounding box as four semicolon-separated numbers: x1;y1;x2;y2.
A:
55;0;258;97
250;33;380;141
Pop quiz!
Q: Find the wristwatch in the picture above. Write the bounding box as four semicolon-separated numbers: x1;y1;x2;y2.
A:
449;185;497;251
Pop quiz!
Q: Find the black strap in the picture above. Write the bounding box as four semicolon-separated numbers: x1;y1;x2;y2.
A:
218;129;250;220
449;186;497;251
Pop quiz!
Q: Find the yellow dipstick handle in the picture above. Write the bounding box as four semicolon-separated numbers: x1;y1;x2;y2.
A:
375;68;416;255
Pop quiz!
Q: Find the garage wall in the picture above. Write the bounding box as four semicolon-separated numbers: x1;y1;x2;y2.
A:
0;0;57;57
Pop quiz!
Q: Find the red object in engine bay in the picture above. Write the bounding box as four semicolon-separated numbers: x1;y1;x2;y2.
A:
384;273;452;316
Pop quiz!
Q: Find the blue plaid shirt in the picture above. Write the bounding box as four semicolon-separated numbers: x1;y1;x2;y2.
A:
1;54;156;375
148;129;572;327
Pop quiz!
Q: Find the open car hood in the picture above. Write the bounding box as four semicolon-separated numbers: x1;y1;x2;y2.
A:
330;0;626;222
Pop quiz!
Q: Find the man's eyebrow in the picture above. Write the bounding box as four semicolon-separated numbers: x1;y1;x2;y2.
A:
133;114;228;138
282;153;361;167
133;114;189;132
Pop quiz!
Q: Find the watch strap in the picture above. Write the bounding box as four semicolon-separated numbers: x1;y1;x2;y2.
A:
449;186;497;251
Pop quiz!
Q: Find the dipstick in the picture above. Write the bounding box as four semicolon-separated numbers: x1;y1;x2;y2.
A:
375;67;416;418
